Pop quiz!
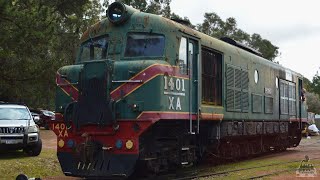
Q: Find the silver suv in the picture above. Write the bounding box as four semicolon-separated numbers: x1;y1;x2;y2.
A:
0;103;42;156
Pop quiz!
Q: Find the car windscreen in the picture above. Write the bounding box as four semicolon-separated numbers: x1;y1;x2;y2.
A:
0;107;31;120
124;33;165;57
79;36;109;62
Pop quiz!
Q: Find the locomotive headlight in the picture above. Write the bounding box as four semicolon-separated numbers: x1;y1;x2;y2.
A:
125;140;134;150
115;139;123;149
67;139;75;148
107;2;138;25
58;139;65;148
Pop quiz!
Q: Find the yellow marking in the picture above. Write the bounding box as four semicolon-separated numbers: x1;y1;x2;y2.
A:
59;86;75;101
171;75;189;80
136;111;224;120
111;64;159;93
201;113;223;115
201;104;224;108
111;63;188;94
125;140;134;150
201;113;224;116
58;139;65;148
56;72;79;99
64;79;79;92
114;74;190;102
200;113;224;121
116;73;161;101
137;111;191;119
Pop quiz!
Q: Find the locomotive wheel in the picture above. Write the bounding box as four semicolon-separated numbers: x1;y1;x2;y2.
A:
146;158;168;174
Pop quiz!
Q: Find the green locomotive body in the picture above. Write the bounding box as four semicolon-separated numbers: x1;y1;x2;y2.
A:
51;2;307;178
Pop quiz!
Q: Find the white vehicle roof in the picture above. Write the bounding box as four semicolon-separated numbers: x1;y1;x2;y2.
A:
0;104;28;109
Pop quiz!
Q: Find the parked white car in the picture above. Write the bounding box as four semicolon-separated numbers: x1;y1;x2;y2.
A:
0;103;42;156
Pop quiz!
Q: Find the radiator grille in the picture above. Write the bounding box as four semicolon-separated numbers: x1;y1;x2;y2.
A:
226;65;249;112
0;127;25;134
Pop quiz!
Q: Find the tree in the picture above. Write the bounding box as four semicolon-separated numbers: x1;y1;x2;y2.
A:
250;33;279;61
303;77;312;92
197;12;279;61
310;72;320;95
196;12;223;37
305;92;320;114
303;72;320;114
0;0;176;109
116;0;172;17
0;0;104;109
170;12;195;28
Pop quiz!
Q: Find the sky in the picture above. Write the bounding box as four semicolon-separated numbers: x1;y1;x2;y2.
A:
170;0;320;81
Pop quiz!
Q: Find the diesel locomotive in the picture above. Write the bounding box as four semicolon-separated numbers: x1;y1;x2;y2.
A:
51;2;308;179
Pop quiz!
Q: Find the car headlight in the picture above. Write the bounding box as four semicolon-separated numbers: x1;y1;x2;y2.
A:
28;125;39;133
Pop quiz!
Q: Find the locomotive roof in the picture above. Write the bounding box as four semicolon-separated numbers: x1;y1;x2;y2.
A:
80;5;303;79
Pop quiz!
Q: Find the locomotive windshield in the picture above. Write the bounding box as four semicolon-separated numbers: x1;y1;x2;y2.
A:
124;33;165;57
79;36;108;62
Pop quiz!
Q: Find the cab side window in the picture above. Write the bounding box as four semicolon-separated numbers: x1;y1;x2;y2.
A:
178;37;187;74
202;48;222;105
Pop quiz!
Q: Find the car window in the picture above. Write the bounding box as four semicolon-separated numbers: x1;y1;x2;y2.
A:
0;107;31;120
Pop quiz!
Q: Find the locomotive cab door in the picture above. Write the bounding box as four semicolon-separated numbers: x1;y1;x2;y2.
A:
189;39;200;134
179;36;200;134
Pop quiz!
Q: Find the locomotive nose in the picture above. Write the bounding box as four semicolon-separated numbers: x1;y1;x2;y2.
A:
75;60;115;128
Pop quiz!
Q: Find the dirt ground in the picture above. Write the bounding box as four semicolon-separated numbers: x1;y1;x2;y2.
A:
40;129;79;180
41;129;320;179
41;129;57;150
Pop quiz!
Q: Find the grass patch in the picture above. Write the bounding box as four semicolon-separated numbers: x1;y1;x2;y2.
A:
195;158;320;179
0;149;63;179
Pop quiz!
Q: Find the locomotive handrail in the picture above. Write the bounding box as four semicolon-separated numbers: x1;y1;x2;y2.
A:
57;82;79;86
112;80;143;83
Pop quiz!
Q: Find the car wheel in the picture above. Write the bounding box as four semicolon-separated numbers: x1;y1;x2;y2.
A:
24;139;42;156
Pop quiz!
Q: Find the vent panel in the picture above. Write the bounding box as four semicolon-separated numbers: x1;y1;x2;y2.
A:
252;94;263;113
265;96;273;114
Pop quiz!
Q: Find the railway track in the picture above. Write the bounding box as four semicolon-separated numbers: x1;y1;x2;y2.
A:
157;156;320;180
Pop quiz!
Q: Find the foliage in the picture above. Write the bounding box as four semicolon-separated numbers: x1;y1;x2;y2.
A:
303;77;312;92
304;72;320;114
0;0;281;109
0;0;103;109
117;0;171;17
310;73;320;95
197;12;279;61
170;12;195;28
305;92;320;114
